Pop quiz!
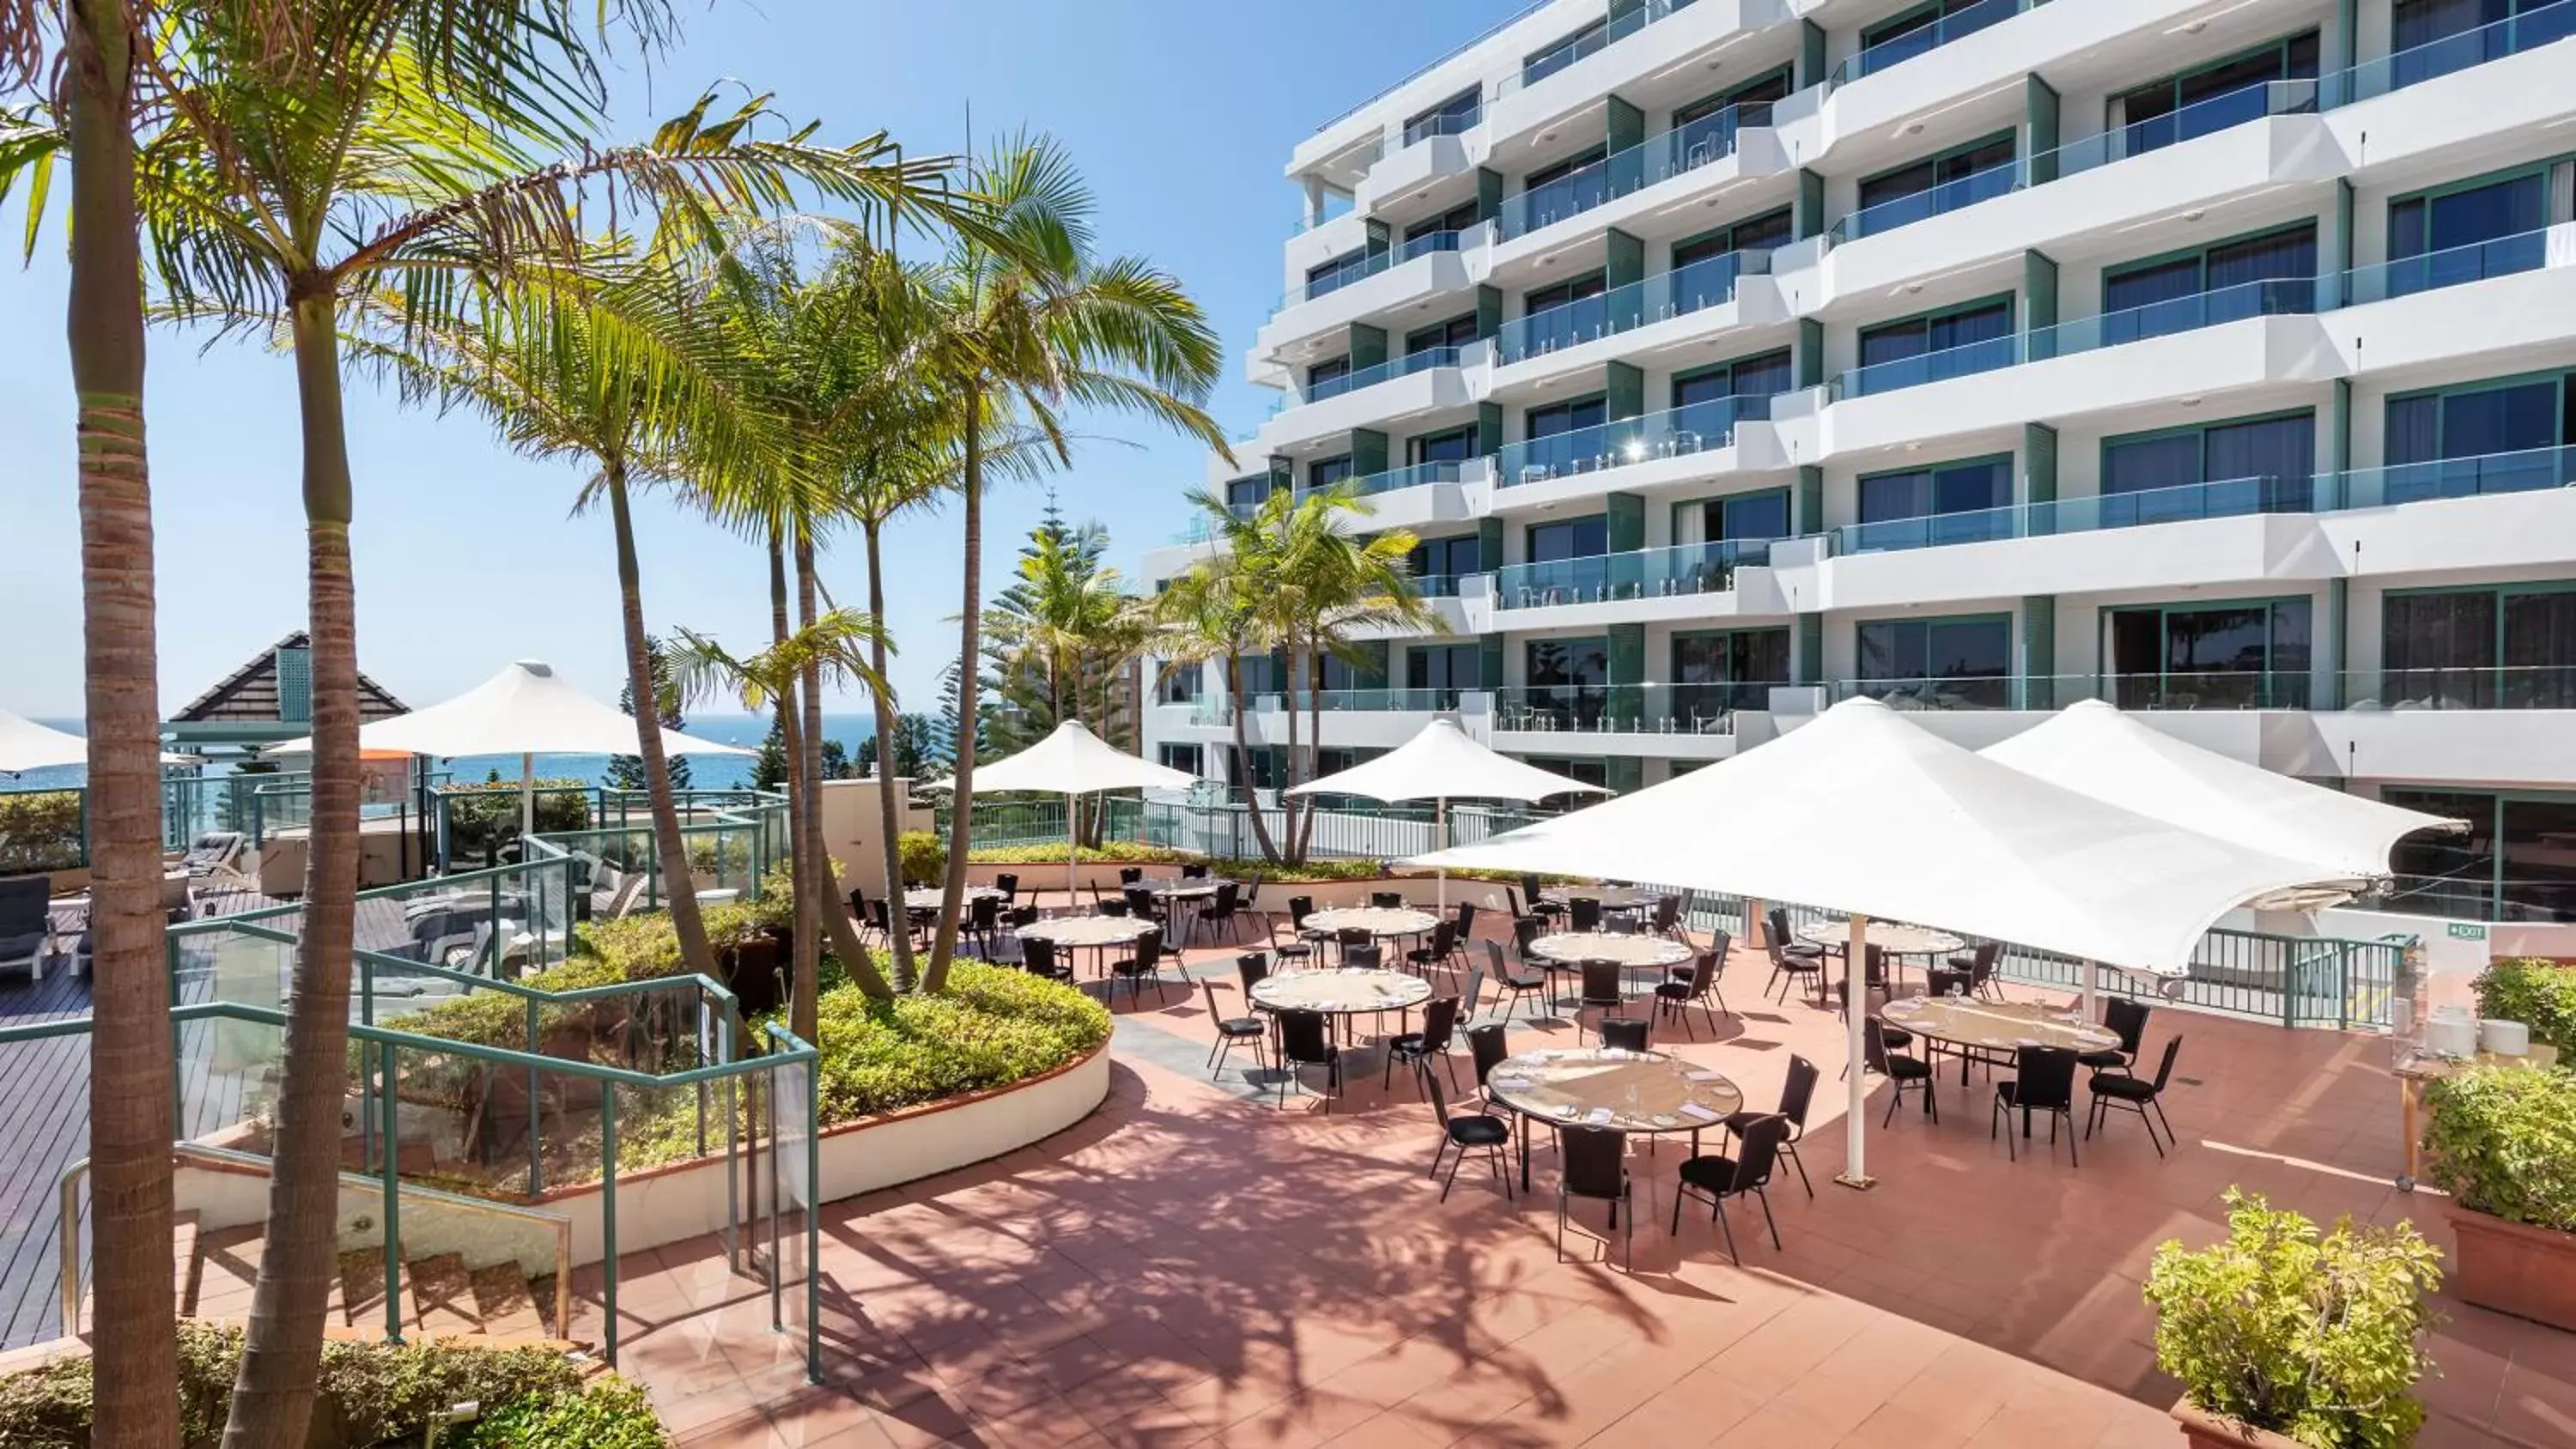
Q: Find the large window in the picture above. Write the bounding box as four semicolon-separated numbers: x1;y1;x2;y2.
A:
1850;132;2017;238
1686;488;1792;543
2391;0;2576;90
2104;598;2312;708
1307;454;1356;492
1303;248;1370;301
1157;664;1203;706
1408;534;1481;595
1672;66;1791;152
2383;376;2573;502
1518;396;1609;473
1851;456;2014;551
1401;201;1480;252
1857;0;2015;76
1674;208;1793;271
1230;654;1283;697
1304;356;1351;400
1406;643;1481;694
1406;426;1477;470
1672;349;1791;409
1157;743;1203;777
1853;297;2014;394
2385;787;2576;922
1525;515;1607;563
2099;411;2316;522
1524;636;1609;728
1223;474;1271;511
1521;756;1611;789
1852;615;2013;707
2099;224;2317;343
2108;31;2320;156
2387;168;2551;294
1521;145;1608;225
1405;313;1478;358
2383;584;2576;707
1402;89;1480;147
1673;629;1790;722
1522;20;1607;85
1517;270;1608;355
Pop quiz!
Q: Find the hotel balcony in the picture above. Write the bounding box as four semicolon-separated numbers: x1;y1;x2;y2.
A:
1485;682;1755;761
1257;226;1485;360
1261;343;1477;448
1253;688;1469;750
1488;106;1792;269
1488;248;1784;395
1481;0;1789;155
1492;538;1781;628
1303;458;1488;535
1492;395;1783;513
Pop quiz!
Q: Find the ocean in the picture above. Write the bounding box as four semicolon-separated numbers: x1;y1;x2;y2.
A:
8;714;879;791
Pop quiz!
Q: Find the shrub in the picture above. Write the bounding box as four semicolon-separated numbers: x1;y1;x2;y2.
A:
806;962;1109;1121
2420;1063;2576;1232
455;1378;670;1448
0;1320;599;1448
0;789;85;874
897;829;946;888
2472;957;2576;1061
441;779;592;862
963;840;1390;883
2142;1188;2439;1449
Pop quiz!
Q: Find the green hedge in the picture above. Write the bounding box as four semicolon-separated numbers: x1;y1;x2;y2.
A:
806;963;1110;1122
0;1322;657;1448
0;790;84;874
2474;958;2576;1061
965;840;1388;883
2421;1063;2576;1232
441;779;592;861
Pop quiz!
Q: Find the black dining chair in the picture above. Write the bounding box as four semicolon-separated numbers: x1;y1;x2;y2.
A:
1450;900;1479;954
1335;925;1375;967
1557;1125;1632;1269
1944;939;2002;999
1576;961;1625;1042
2081;998;2152;1075
2088;1035;2182;1155
1385;995;1462;1094
1522;875;1564;922
1599;1016;1649;1052
993;872;1020;905
1866;1017;1936;1126
1994;1045;2081;1166
1122;883;1163;925
1236;951;1272;995
1722;1053;1819;1198
1021;936;1070;984
1466;1022;1510;1096
1109;927;1171;1004
1488;939;1546;1022
1200;979;1268;1080
1512;912;1544;961
966;894;1001;959
1343;943;1383;971
1276;894;1319;966
1196;881;1245;945
1179;863;1210;881
1274;1009;1341;1109
1764;931;1825;1005
1117;866;1145;887
1406;919;1458;977
1421;1062;1512;1203
1098;897;1129;919
1649;894;1683;942
1766;906;1824;963
1674;1112;1789;1263
1370;890;1405;910
1655;943;1729;1039
1567;896;1603;934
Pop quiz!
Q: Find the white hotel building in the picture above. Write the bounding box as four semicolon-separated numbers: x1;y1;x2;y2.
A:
1137;0;2576;935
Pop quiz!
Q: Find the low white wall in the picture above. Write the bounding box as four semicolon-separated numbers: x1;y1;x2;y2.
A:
538;1042;1112;1264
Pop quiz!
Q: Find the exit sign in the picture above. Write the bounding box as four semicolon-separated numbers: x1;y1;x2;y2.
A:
2448;923;2489;941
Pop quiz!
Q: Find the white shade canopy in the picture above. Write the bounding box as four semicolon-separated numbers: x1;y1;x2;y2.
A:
1408;696;2351;977
971;721;1196;797
1979;700;2461;882
1284;719;1613;803
264;660;752;759
0;708;197;772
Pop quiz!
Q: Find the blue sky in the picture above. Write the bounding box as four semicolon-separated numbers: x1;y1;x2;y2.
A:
0;0;1523;720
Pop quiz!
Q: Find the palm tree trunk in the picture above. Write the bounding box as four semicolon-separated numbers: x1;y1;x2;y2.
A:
767;533;817;1032
1279;645;1305;867
860;519;915;986
1227;657;1280;864
796;529;890;1008
65;5;179;1442
224;288;361;1449
924;385;984;993
1300;634;1324;861
605;467;719;980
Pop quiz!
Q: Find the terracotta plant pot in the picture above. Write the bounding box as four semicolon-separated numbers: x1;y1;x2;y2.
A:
2445;1200;2576;1332
2170;1400;2311;1449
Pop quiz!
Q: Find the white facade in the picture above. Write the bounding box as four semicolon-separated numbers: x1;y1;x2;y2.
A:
1143;0;2576;929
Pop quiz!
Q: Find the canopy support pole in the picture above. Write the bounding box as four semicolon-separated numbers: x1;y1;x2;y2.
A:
1836;911;1877;1191
519;751;535;854
1066;791;1079;912
1436;797;1449;910
2081;958;2099;1022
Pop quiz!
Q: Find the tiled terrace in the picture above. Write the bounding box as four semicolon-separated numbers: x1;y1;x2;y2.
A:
574;913;2576;1449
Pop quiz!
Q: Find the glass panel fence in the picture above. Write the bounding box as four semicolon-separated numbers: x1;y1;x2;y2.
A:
1828;0;2028;90
2329;0;2576;103
2333;227;2554;306
2046;81;2321;179
1491;682;1769;734
1300;345;1461;405
1828;158;2026;245
1496;395;1767;486
1301;458;1461;500
2338;665;2576;711
2338;446;2576;506
1495;538;1769;607
1496;251;1765;363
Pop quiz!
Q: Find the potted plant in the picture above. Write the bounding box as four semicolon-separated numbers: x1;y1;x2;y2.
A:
2472;957;2576;1060
2419;1061;2576;1331
2143;1188;2439;1449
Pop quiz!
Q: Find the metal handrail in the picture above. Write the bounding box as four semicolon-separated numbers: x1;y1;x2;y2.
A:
59;1142;575;1339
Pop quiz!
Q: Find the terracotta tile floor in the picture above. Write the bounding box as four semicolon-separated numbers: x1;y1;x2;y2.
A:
578;919;2576;1447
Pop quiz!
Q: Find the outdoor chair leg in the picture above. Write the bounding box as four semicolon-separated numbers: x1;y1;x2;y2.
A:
1756;1186;1779;1250
1783;1139;1813;1198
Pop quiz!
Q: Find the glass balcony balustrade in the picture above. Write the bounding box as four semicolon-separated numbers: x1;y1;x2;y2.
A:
1401;102;1482;147
1829;156;2025;245
2328;0;2576;104
2337;445;2576;508
1298;344;1462;406
1498;102;1760;241
2338;665;2576;712
1279;688;1463;713
1496;394;1768;487
2333;227;2555;306
1494;538;1771;609
1491;682;1771;734
1280;227;1478;313
1298;458;1464;502
2044;81;2320;180
1495;250;1767;363
1833;671;2312;711
1495;0;1694;97
1827;0;2029;91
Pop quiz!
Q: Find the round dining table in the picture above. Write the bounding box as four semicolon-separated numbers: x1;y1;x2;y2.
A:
1145;877;1230;900
1014;913;1156;973
1482;1047;1745;1191
1301;906;1441;958
1792;919;1965;958
903;885;1005;912
1542;885;1665;912
1528;931;1694;997
1249;967;1433;1020
1879;995;2123;1087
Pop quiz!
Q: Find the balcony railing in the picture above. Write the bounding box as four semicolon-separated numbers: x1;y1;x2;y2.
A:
1836;672;2314;711
1832;330;2019;400
1281;228;1478;312
1301;458;1463;502
1279;688;1463;713
2326;0;2576;105
1828;0;2030;90
1297;345;1461;406
2338;445;2576;508
2339;665;2576;712
2032;276;2319;358
1495;538;1771;609
1495;249;1767;363
1832;474;2321;554
2047;80;2320;179
1830;156;2023;244
1188;696;1235;726
1496;394;1767;487
1492;682;1771;735
1498;102;1759;241
1401;103;1482;146
2333;226;2554;306
1495;0;1692;97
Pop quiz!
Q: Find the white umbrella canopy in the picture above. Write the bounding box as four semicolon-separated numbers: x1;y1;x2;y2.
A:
1283;719;1610;804
1408;696;2349;1187
264;660;752;760
1285;719;1609;906
970;722;1197;902
1980;700;2463;882
0;708;197;772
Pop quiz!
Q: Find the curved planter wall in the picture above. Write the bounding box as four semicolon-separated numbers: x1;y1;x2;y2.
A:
538;1043;1111;1264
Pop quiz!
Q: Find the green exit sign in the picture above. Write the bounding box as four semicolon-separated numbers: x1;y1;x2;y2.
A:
2448;923;2488;941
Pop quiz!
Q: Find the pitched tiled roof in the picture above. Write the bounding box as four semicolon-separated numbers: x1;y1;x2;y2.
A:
169;631;409;724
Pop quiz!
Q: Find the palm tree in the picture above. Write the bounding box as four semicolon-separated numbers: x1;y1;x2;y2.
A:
664;611;893;1040
50;9;958;1432
914;133;1228;992
985;513;1147;847
1157;484;1441;864
3;5;179;1444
